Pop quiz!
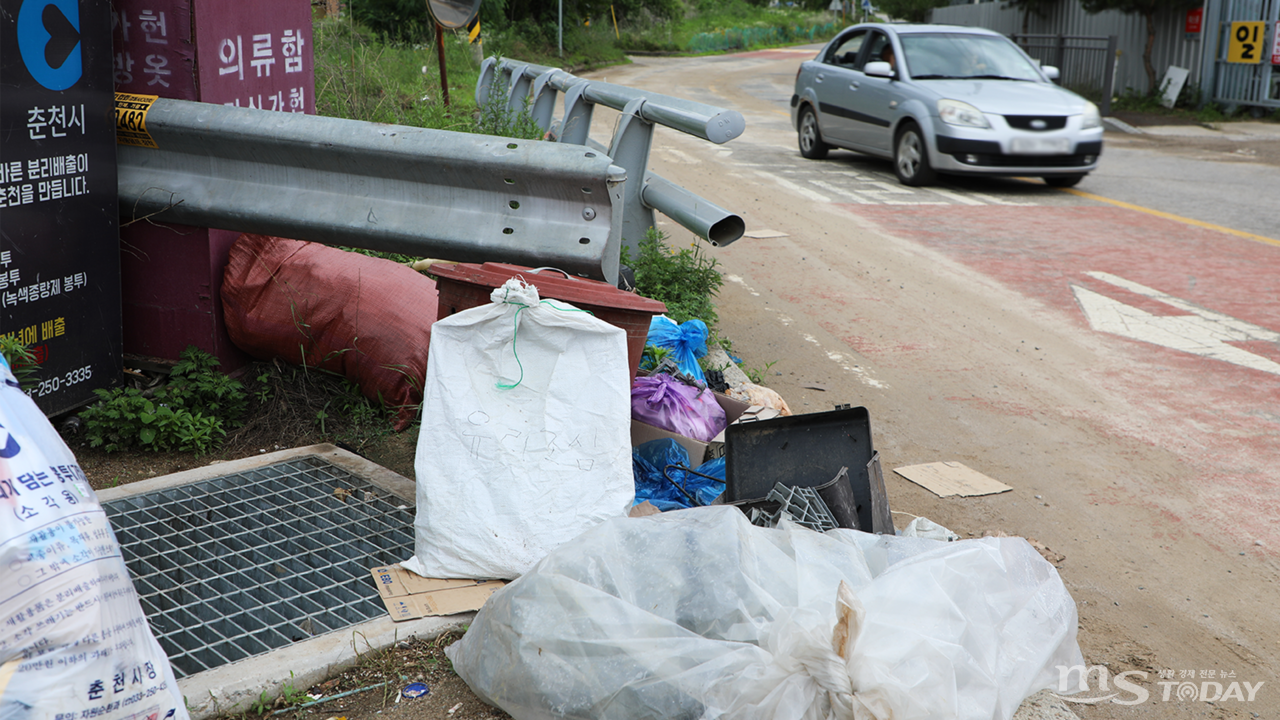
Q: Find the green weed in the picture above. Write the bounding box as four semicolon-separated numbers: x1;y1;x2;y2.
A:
475;64;546;140
639;344;673;372
80;346;244;455
623;228;723;327
744;359;778;385
0;335;39;391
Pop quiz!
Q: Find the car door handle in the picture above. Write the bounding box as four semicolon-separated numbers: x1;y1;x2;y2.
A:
816;73;825;82
850;81;860;89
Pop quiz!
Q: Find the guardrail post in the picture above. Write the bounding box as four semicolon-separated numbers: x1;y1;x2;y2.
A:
609;98;658;254
1101;36;1117;115
506;64;534;115
531;70;562;131
476;56;497;106
559;82;596;146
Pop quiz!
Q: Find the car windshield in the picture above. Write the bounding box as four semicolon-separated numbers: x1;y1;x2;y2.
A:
900;33;1043;81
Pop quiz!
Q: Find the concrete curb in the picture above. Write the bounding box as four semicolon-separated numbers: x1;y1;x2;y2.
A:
1103;116;1144;135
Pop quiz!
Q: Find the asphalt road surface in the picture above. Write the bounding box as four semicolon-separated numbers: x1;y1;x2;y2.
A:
582;48;1280;719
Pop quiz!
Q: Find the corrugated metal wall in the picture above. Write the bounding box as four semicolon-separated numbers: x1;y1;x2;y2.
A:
930;1;1206;96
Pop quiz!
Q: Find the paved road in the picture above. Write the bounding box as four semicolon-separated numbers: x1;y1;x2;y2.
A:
584;49;1280;719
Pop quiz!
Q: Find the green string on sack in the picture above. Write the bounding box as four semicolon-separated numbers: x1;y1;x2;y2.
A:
494;299;595;390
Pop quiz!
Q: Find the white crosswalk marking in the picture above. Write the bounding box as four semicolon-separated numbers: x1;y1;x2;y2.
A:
760;172;832;202
809;179;872;204
970;192;1036;206
926;186;987;206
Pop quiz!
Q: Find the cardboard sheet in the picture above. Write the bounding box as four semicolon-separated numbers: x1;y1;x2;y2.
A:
893;461;1012;497
370;565;504;621
743;229;789;239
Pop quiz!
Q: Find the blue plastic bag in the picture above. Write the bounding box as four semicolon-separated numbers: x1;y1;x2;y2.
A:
647;316;709;383
632;439;726;510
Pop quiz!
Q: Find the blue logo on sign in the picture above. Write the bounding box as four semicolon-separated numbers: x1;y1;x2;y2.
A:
0;423;20;459
17;0;83;91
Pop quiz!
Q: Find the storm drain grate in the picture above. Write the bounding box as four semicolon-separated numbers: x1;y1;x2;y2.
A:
101;456;415;679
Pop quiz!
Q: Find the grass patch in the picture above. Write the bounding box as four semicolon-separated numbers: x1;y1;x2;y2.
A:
314;18;483;130
620;1;840;54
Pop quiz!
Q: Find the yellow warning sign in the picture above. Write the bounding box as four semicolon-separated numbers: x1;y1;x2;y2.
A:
467;18;481;44
1228;21;1266;63
115;92;159;148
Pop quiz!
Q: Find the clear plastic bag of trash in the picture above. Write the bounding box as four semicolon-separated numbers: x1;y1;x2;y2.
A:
0;356;189;719
447;506;1082;720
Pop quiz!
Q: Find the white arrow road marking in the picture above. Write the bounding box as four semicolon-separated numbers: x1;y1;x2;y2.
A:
1072;272;1280;375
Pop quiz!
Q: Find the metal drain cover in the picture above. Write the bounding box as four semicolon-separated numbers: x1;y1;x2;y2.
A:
102;455;414;678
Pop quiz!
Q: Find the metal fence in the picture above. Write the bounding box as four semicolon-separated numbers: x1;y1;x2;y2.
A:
1200;0;1280;109
932;0;1204;98
1010;33;1119;114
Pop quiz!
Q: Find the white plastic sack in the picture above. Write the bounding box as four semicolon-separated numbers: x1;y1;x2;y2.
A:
0;358;188;720
403;278;634;580
447;506;1083;720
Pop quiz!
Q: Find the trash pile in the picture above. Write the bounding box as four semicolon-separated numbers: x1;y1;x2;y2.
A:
373;264;1085;720
31;241;1080;718
447;507;1083;720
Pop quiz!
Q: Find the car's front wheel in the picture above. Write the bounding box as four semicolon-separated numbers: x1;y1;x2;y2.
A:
798;106;829;160
894;122;936;186
1043;174;1086;188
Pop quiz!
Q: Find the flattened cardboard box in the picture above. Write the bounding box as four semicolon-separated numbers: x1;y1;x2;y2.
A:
370;565;504;622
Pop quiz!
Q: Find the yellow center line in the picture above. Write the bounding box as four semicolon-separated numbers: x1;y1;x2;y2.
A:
1063;187;1280;248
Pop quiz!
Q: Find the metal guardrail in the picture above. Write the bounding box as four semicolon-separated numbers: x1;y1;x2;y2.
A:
477;58;746;253
1010;34;1118;116
117;98;628;283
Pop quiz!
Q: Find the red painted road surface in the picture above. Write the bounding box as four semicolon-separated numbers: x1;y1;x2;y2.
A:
850;203;1280;552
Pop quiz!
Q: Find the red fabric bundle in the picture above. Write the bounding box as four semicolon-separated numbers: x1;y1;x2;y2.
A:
222;233;437;430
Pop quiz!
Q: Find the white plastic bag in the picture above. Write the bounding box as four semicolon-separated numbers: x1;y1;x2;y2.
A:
403;278;634;580
0;357;188;720
447;506;1083;720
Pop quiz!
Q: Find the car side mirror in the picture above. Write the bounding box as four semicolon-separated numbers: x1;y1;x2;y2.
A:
864;61;894;78
1042;65;1060;80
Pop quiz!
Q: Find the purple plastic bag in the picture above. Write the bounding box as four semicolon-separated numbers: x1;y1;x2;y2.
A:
631;374;727;442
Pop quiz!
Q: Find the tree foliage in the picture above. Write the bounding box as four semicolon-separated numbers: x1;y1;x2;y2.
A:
352;0;680;43
874;0;951;23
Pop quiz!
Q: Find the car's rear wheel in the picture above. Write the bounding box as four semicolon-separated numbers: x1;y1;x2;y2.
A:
894;122;936;186
798;106;829;160
1043;174;1086;188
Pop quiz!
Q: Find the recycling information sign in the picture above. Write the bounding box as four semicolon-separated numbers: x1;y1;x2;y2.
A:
1;0;122;415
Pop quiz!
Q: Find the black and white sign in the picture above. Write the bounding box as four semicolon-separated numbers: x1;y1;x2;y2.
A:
2;0;122;415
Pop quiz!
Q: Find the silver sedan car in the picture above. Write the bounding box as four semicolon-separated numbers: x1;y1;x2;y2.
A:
791;23;1103;187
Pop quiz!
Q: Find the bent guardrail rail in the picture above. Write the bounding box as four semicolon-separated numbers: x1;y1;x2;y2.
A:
478;58;746;252
116;97;628;283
